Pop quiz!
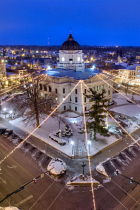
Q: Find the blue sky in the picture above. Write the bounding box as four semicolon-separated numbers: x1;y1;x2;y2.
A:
0;0;140;46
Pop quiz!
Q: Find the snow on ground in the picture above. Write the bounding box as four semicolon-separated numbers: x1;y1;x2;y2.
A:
8;114;120;158
47;158;67;176
111;104;140;118
67;174;101;186
113;92;140;106
96;164;109;178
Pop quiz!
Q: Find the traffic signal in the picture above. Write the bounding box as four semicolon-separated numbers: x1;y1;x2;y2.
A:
130;177;133;184
115;170;119;176
33;178;37;184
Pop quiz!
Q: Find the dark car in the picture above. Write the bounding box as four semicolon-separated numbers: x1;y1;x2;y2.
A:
2;129;13;137
0;128;7;134
2;96;10;101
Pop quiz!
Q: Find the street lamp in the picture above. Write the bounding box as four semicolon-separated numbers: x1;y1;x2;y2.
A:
3;108;7;118
88;140;91;153
9;110;13;119
71;140;74;155
58;114;61;130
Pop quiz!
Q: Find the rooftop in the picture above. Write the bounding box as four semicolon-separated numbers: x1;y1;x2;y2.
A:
38;68;100;80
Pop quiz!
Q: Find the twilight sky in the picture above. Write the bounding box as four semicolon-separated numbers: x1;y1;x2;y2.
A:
0;0;140;46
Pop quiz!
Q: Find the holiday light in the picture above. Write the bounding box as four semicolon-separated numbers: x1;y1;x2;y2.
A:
0;80;81;165
81;81;96;210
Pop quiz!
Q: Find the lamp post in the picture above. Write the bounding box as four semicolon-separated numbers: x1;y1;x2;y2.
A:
88;140;91;154
9;110;13;119
3;108;7;118
71;140;74;155
82;162;86;175
58;114;61;130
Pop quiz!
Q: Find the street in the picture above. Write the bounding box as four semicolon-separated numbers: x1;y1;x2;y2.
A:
1;117;140;209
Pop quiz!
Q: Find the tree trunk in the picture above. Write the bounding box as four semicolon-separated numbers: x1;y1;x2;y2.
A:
36;111;39;128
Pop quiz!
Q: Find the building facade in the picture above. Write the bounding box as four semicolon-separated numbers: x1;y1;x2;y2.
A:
39;33;113;114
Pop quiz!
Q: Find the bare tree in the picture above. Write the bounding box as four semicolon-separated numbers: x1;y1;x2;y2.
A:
10;75;57;128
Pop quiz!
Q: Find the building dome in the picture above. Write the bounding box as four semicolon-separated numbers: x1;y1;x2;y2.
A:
61;34;81;50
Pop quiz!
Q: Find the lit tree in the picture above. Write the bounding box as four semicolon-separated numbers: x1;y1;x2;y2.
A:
84;89;110;140
10;75;57;128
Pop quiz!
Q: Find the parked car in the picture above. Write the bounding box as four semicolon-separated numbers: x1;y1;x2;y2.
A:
2;96;10;101
0;128;7;134
108;101;115;106
2;129;13;137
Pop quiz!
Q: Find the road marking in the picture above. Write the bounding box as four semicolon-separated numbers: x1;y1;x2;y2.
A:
0;177;6;184
0;143;8;150
16;195;33;206
0;147;34;178
7;165;17;169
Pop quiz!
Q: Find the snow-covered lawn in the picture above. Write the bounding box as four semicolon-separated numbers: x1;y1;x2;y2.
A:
111;104;140;118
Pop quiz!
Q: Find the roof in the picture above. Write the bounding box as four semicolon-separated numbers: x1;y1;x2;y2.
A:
37;68;100;80
61;34;81;51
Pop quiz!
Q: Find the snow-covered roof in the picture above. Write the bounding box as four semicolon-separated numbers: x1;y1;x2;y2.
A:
38;68;100;80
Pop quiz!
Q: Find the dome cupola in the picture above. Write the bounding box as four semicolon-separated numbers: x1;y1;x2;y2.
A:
61;34;81;50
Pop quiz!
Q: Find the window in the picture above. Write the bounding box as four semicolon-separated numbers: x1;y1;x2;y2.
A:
55;97;58;102
75;106;77;111
40;84;42;90
55;88;57;94
45;94;47;99
64;106;66;110
84;89;86;94
41;93;43;97
102;85;104;89
63;96;65;101
85;107;87;111
98;85;100;90
77;57;80;62
75;89;77;94
70;96;72;101
84;97;86;103
93;87;95;91
75;97;77;103
108;90;110;95
44;85;47;91
63;88;65;94
108;84;110;88
62;57;65;62
49;86;51;92
69;105;71;110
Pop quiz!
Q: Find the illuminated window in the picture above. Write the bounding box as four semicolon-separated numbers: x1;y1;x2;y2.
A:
56;97;58;102
63;96;65;101
77;57;80;62
41;93;43;97
62;57;65;62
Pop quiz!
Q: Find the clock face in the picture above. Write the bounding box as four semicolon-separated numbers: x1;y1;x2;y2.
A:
62;57;65;62
77;57;80;62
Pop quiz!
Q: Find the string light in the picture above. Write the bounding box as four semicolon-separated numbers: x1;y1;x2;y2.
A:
102;73;140;97
0;75;39;106
83;81;140;148
97;74;140;109
81;81;96;210
0;80;81;165
0;72;34;96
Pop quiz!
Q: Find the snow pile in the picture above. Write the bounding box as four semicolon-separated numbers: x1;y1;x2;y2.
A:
47;158;67;176
49;133;66;145
96;164;109;178
67;174;101;186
